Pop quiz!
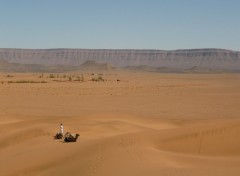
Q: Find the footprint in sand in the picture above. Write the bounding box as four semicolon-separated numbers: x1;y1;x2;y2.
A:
90;147;104;176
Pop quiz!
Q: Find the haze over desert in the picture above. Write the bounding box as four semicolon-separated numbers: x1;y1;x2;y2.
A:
1;71;240;176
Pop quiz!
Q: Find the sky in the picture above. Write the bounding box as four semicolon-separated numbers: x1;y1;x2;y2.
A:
0;0;239;50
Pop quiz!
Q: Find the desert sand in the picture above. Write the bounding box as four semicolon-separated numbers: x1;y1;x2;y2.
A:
0;71;240;176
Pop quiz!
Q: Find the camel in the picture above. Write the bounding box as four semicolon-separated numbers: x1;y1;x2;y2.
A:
64;132;80;142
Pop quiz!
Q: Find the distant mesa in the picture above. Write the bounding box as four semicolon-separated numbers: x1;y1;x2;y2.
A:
0;59;115;72
79;60;115;71
0;48;240;72
0;59;9;65
1;59;49;72
126;65;183;73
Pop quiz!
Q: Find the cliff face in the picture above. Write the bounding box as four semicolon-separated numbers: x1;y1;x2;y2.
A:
0;48;240;70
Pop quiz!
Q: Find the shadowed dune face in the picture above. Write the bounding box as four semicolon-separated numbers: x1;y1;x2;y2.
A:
0;72;240;176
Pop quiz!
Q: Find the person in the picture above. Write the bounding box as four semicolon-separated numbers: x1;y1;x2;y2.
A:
60;123;64;135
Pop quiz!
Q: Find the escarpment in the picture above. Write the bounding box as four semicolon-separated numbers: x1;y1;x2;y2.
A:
0;48;240;71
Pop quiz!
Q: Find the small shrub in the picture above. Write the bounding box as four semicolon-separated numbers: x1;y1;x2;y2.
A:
6;74;14;77
91;76;104;82
49;74;55;78
98;76;103;81
39;73;44;78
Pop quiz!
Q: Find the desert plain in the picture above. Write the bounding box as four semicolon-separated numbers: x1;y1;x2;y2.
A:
0;71;240;176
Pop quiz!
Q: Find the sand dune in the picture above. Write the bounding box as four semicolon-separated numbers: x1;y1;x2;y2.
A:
157;119;240;156
0;72;240;176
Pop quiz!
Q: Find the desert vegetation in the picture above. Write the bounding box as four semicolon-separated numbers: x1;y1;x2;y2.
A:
92;76;104;82
7;80;47;84
0;73;115;85
91;73;106;82
6;74;14;77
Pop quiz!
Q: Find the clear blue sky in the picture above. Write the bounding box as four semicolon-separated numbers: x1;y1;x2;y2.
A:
0;0;239;50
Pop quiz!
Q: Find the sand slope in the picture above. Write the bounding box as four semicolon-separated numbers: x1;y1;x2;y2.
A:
0;72;240;176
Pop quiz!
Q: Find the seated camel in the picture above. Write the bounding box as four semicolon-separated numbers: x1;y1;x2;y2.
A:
64;132;80;142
